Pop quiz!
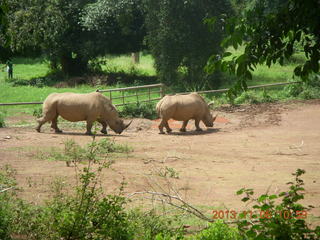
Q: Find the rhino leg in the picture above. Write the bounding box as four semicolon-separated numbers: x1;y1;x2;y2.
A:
180;120;189;132
36;109;56;132
158;119;165;134
98;119;108;134
51;115;62;133
164;121;172;133
85;120;94;135
158;119;172;134
195;119;202;131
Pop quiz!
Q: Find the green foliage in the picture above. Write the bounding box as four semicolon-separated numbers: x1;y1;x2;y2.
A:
158;167;180;179
38;138;132;166
6;137;134;240
0;165;17;240
128;209;183;240
0;0;9;53
195;220;241;240
81;0;145;54
234;89;275;104
207;0;320;95
32;108;42;118
0;111;5;127
236;169;320;240
145;0;234;91
120;102;158;119
284;74;320;99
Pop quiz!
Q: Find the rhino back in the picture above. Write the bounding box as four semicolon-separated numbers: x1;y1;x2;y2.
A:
54;92;103;122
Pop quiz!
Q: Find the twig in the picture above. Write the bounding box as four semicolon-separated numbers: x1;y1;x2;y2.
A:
128;191;214;222
0;187;14;193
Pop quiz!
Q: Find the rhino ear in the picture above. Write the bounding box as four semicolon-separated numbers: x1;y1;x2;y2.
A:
208;101;215;109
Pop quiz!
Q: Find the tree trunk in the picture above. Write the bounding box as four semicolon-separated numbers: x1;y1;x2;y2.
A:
60;53;88;76
131;52;140;64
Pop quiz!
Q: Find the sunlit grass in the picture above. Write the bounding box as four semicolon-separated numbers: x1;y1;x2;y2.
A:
221;46;306;88
102;53;156;76
0;57;50;82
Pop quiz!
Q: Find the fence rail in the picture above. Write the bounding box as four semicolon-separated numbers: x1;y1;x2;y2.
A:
176;81;301;95
96;83;164;106
0;81;300;106
0;83;165;107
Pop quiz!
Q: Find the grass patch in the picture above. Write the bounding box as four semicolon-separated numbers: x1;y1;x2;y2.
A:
36;138;132;166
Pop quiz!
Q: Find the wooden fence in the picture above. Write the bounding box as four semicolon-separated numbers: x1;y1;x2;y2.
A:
0;83;165;107
0;81;299;106
96;83;164;107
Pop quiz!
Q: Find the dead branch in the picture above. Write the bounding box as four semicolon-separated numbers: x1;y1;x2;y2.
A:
0;186;14;193
128;191;214;222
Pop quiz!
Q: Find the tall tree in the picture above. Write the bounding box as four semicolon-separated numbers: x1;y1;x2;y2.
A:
0;0;11;61
206;0;320;94
144;0;234;90
81;0;146;55
6;0;96;76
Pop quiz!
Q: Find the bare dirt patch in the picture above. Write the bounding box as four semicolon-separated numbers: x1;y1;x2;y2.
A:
0;100;319;223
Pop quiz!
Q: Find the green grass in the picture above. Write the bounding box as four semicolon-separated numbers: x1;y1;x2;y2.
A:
102;53;156;76
0;54;160;116
219;46;306;88
1;50;317;118
0;57;50;82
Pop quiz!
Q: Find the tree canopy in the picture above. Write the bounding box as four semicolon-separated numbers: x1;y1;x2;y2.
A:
4;0;146;76
207;0;320;94
81;0;146;54
145;0;234;90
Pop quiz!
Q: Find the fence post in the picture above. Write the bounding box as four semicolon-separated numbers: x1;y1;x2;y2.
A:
160;83;164;98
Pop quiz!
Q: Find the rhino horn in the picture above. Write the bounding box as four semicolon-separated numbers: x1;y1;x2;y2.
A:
213;114;218;122
123;120;133;130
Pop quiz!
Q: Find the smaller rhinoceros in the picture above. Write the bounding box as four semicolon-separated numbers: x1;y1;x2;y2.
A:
36;92;132;135
156;93;216;134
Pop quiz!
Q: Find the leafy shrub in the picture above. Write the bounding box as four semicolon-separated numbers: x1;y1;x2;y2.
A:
195;220;241;240
128;209;183;240
284;74;320;99
0;112;5;128
236;169;320;240
0;165;18;240
120;102;158;119
10;137;133;240
32;108;42;118
37;138;132;166
234;90;259;104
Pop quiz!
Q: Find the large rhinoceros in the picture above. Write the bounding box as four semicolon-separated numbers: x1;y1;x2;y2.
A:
156;93;216;134
36;92;132;135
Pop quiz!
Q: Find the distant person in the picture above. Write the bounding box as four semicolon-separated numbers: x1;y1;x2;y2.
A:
6;59;13;79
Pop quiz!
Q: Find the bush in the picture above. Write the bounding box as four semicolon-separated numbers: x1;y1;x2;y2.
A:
195;220;241;240
0;165;18;240
120;102;158;119
236;169;320;240
284;74;320;99
11;137;133;240
128;209;183;240
32;108;42;118
0;112;5;128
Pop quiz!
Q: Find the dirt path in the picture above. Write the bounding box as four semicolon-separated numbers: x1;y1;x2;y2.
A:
0;100;319;223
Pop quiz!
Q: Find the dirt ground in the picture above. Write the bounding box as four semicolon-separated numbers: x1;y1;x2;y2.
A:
0;100;319;224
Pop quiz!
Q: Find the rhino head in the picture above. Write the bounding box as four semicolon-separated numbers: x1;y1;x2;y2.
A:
202;101;217;127
109;119;133;134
